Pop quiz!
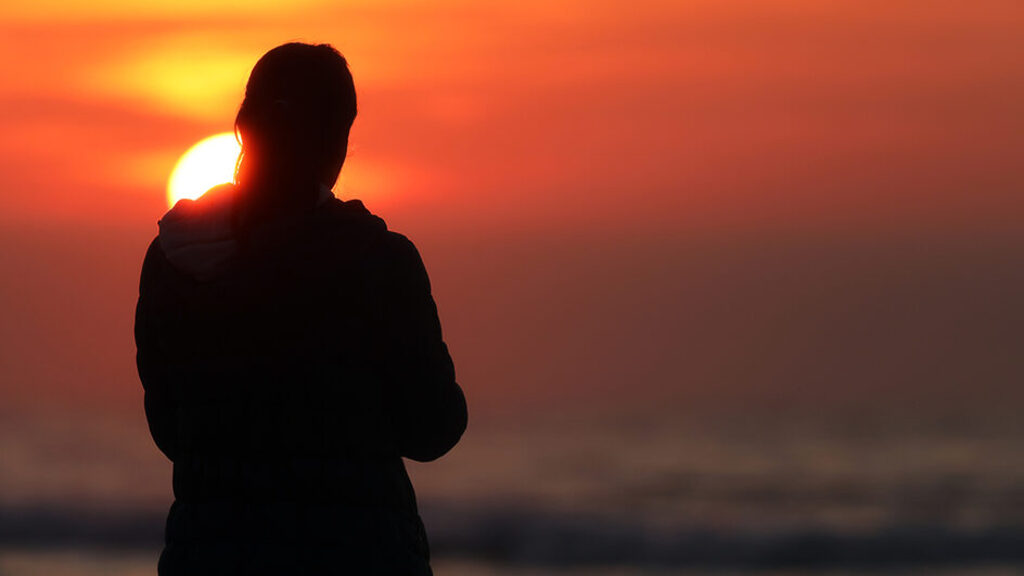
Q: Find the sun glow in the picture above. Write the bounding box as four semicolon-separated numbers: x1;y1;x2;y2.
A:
167;132;241;208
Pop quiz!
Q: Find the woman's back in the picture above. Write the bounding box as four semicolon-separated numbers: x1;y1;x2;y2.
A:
136;189;466;575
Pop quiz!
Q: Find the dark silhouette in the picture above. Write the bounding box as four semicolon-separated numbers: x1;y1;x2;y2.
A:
135;43;467;575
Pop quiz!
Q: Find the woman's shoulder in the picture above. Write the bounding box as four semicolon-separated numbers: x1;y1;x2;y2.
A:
316;197;419;255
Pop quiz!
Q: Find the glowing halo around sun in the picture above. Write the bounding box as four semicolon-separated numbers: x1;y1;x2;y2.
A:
166;132;242;208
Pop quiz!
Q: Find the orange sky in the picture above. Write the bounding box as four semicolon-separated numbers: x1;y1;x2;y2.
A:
1;1;1021;230
1;1;1023;418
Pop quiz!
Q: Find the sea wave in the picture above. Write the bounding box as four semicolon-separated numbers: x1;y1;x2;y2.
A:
2;502;1023;569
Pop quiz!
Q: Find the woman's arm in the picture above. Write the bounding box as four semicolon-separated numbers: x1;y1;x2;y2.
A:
378;234;468;462
135;239;179;460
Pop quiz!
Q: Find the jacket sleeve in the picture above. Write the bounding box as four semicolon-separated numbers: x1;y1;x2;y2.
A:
135;238;178;460
378;234;467;462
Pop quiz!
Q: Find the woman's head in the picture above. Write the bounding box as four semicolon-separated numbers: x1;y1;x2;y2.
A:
235;43;357;193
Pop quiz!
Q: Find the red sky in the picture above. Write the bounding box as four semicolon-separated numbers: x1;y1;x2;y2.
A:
1;1;1022;421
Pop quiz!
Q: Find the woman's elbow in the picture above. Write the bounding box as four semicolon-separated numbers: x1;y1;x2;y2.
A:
401;387;468;462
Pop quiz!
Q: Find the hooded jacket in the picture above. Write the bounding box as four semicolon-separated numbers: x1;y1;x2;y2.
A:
135;184;467;575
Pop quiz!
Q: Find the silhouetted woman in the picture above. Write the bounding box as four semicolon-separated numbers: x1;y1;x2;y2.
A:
135;43;467;575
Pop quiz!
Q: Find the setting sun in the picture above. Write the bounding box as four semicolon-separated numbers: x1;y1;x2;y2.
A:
166;132;241;207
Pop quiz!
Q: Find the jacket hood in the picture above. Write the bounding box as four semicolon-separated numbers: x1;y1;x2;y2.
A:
158;183;339;281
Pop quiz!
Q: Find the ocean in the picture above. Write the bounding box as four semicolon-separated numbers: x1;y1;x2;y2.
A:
1;408;1022;574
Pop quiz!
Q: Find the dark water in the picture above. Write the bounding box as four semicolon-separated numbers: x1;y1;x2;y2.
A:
1;410;1022;574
